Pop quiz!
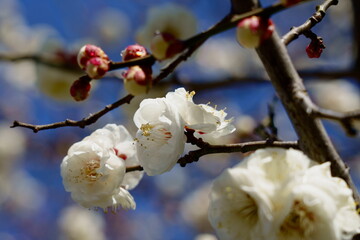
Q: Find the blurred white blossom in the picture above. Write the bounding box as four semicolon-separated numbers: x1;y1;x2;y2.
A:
135;3;197;49
61;124;141;211
58;205;106;240
208;148;360;240
94;8;129;46
194;233;218;240
180;182;213;232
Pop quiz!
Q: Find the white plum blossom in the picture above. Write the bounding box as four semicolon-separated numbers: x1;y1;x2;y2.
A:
274;162;360;240
134;97;186;176
61;124;142;211
208;163;274;240
165;88;235;142
208;148;360;240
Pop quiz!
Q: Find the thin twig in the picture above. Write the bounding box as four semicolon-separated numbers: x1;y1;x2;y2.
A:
126;140;299;172
11;94;134;132
282;0;339;45
312;108;360;136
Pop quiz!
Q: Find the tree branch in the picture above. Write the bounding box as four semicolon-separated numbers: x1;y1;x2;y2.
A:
126;140;299;172
11;94;134;132
312;108;360;136
282;0;339;45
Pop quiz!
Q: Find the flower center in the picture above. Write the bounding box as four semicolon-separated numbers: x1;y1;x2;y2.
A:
279;200;315;238
81;158;102;182
140;123;172;144
225;187;258;225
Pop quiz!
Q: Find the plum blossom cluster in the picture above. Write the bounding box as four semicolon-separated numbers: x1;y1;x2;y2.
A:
61;88;235;210
134;88;236;176
61;124;143;212
208;148;360;240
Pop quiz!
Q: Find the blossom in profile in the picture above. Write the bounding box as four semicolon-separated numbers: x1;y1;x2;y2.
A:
61;124;142;211
134;97;186;176
165;88;235;142
236;16;274;48
135;3;197;57
208;148;360;240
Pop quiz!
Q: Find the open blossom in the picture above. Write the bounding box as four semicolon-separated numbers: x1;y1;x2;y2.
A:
208;148;360;240
135;3;197;49
208;163;274;240
133;97;186;176
165;88;235;141
61;124;142;211
274;163;360;240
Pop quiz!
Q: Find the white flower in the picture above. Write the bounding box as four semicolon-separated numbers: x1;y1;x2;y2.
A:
208;148;360;240
241;148;313;187
61;124;141;211
274;162;360;240
58;205;106;240
208;164;274;240
165;88;235;141
134;97;186;176
135;3;197;49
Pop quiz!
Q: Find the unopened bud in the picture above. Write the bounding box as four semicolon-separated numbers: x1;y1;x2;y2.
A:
70;77;91;101
77;44;109;69
85;57;109;79
306;37;325;58
122;66;152;95
236;16;274;48
121;44;147;61
150;32;185;60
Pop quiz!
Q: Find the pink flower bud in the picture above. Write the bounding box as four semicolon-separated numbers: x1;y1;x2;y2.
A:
70;77;91;101
306;38;325;58
150;32;185;60
122;66;152;95
85;57;109;79
236;16;274;48
77;44;109;69
121;44;147;61
281;0;303;7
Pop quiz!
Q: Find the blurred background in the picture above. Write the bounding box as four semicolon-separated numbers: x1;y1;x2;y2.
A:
0;0;359;239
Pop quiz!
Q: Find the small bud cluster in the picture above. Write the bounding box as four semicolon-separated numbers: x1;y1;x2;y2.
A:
150;32;185;60
236;16;274;48
121;44;152;95
77;44;110;79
